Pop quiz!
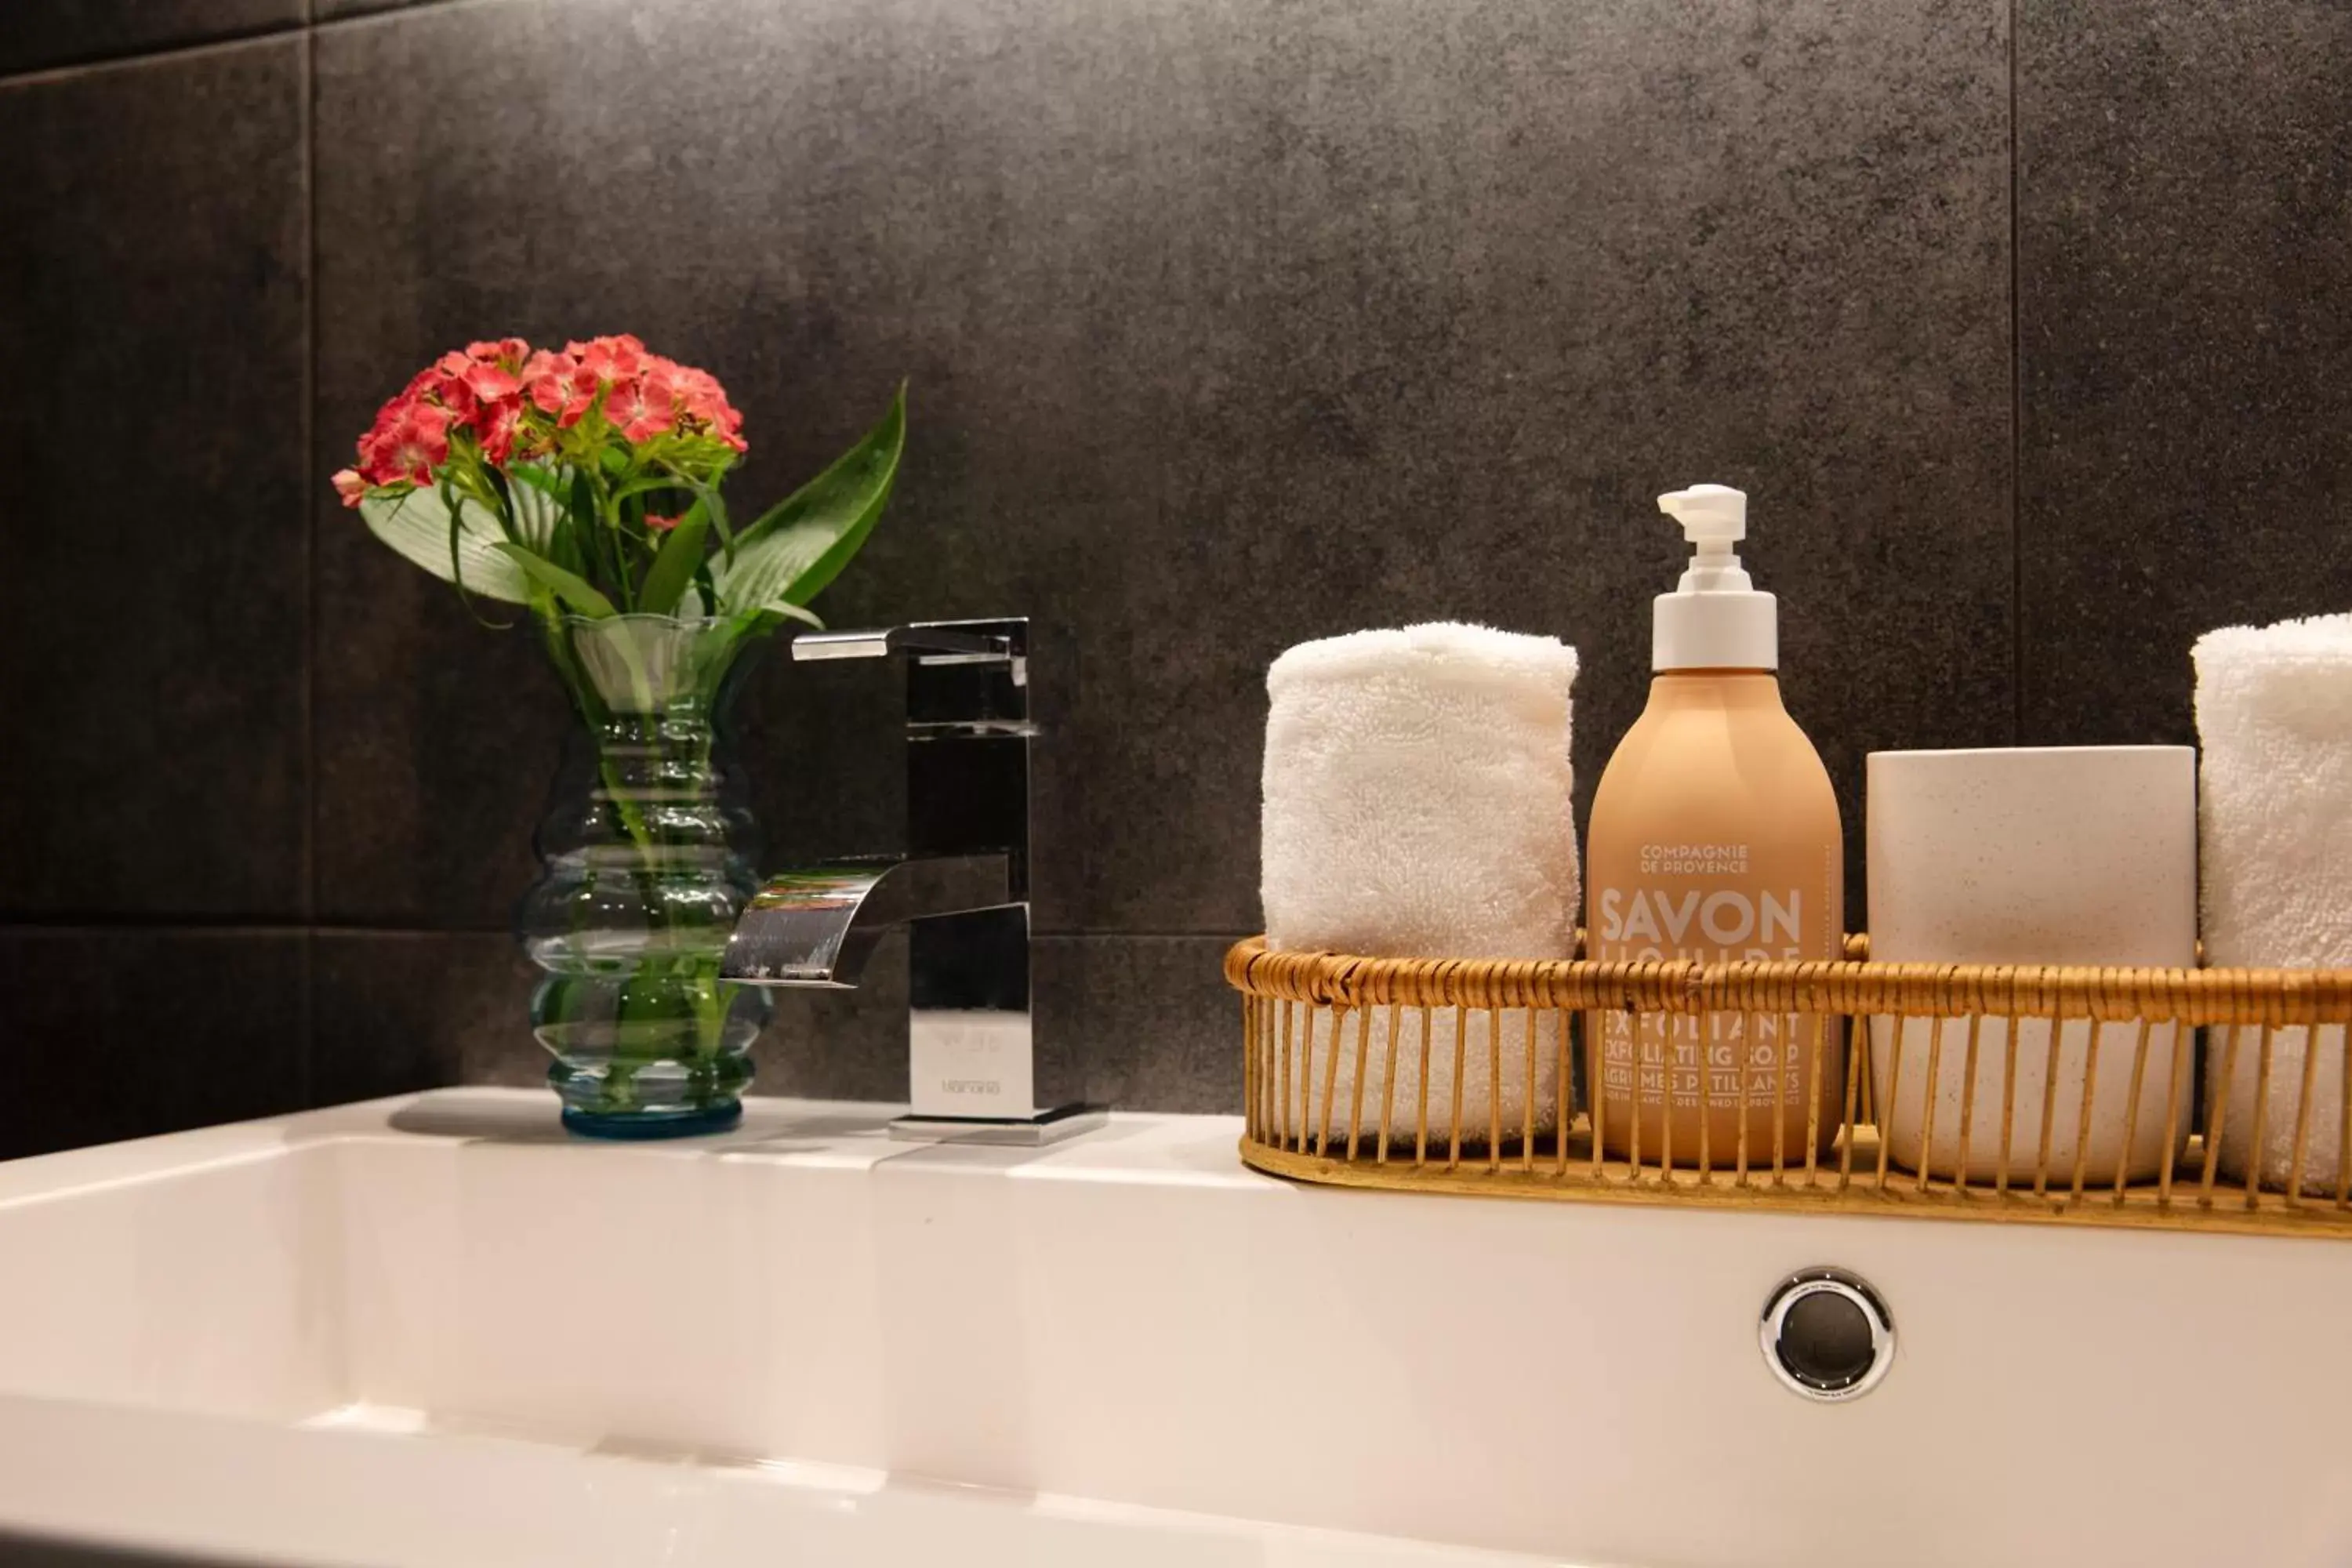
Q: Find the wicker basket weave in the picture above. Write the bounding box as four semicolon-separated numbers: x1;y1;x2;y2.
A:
1225;935;2352;1238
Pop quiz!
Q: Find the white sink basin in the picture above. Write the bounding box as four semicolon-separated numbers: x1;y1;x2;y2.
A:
2;1089;2350;1566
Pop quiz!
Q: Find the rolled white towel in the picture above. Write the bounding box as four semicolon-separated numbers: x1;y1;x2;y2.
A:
1261;622;1578;1146
2194;611;2352;1192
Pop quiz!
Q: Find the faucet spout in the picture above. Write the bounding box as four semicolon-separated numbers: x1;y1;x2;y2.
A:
721;853;1015;989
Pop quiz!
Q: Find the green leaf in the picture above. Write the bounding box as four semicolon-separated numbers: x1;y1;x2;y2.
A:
689;472;735;562
509;461;569;500
439;476;464;579
715;383;904;615
762;600;826;630
610;474;691;510
549;510;589;579
359;486;532;604
568;469;625;609
493;543;619;618
505;463;571;553
480;466;521;544
636;504;712;616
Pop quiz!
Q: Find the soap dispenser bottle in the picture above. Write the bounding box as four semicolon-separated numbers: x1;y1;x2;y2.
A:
1585;485;1843;1165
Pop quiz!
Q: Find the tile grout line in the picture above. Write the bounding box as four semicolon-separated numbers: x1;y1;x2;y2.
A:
1;923;1249;943
0;924;323;939
2007;0;2024;747
310;0;493;31
0;20;305;89
300;13;320;1109
0;0;492;89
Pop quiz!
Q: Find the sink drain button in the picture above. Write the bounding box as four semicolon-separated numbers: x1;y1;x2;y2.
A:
1760;1268;1893;1402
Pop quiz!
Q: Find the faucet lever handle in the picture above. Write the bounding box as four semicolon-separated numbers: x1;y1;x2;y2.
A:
792;623;1013;663
795;617;1033;732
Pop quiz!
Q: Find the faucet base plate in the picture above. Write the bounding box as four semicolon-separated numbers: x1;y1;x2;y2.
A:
889;1105;1111;1147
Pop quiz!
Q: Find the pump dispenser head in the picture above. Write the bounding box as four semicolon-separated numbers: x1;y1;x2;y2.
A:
1652;483;1777;671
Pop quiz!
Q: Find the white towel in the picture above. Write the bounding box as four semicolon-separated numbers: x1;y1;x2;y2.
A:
1261;622;1578;1145
2195;612;2352;1192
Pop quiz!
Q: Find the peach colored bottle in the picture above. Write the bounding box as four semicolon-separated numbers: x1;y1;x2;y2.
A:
1585;485;1843;1167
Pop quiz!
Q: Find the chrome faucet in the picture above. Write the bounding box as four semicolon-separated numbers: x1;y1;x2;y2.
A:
720;618;1105;1145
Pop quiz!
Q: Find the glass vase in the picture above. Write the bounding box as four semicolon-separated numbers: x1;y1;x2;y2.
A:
517;612;775;1137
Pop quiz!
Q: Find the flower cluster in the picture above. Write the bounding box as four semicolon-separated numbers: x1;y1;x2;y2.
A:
332;334;746;507
522;334;746;452
332;339;528;503
337;329;899;638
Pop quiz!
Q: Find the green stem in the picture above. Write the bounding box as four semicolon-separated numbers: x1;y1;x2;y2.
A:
598;740;658;860
684;721;731;1058
597;478;637;612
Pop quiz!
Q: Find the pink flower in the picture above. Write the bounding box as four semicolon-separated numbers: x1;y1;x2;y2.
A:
604;371;673;444
477;401;525;466
461;360;521;404
435;372;478;421
668;365;748;452
332;467;368;507
350;394;415;488
444;339;528;378
391;367;443;414
409;340;525;430
524;349;601;428
572;333;647;383
363;399;452;486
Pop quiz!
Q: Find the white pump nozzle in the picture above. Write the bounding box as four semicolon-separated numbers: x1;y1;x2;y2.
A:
1658;483;1747;546
1650;482;1777;671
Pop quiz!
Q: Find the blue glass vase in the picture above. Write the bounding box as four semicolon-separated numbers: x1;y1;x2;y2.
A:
517;613;774;1137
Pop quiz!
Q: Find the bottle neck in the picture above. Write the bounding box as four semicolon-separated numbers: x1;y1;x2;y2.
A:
1642;668;1786;713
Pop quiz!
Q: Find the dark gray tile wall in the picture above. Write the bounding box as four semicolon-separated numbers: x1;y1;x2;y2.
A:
0;38;309;919
2017;0;2352;744
1;0;2344;1157
307;0;2013;940
0;931;308;1159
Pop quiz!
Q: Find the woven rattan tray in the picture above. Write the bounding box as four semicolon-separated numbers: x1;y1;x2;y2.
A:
1226;935;2352;1237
